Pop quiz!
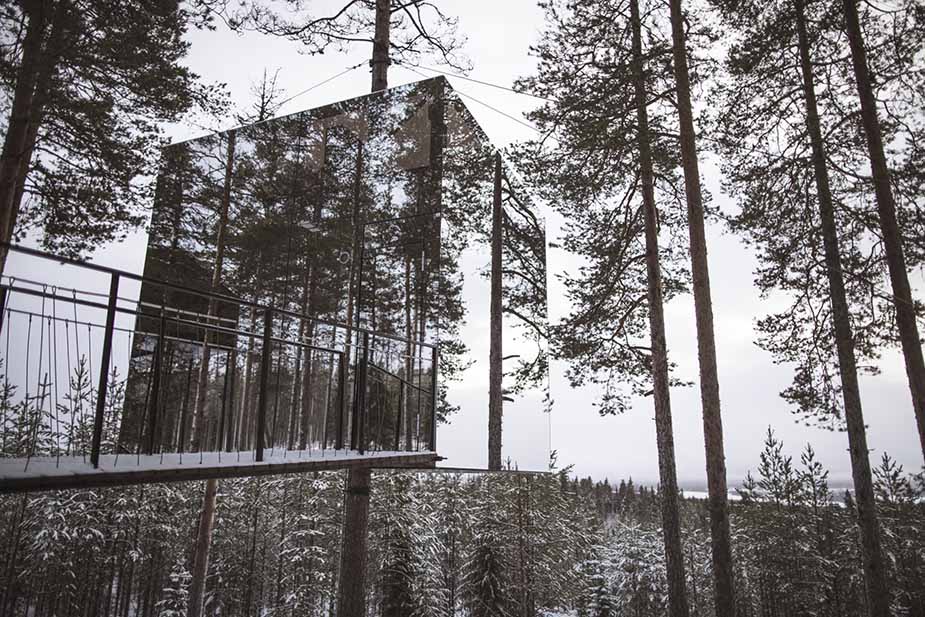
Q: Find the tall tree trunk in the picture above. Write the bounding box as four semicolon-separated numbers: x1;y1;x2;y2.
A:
187;130;236;617
666;1;736;614
188;478;218;617
0;0;64;275
488;152;504;470
337;467;371;617
795;3;890;616
371;0;391;92
841;0;925;462
630;1;690;616
336;10;389;614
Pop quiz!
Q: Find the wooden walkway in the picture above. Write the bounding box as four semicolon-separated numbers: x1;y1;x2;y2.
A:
0;449;439;493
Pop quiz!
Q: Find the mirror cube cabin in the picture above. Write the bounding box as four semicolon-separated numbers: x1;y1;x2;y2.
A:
125;77;550;468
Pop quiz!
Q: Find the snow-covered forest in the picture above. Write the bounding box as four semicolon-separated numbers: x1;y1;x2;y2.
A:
1;426;923;616
3;0;925;615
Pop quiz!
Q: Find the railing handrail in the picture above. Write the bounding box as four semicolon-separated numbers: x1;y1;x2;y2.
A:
2;242;436;350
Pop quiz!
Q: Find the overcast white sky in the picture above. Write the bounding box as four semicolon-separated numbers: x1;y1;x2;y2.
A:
78;0;925;488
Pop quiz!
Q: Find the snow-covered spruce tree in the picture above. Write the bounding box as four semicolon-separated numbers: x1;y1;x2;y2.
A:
156;559;192;617
872;454;925;614
462;474;513;617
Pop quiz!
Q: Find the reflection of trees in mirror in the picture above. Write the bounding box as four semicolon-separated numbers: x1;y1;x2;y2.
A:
129;76;550;452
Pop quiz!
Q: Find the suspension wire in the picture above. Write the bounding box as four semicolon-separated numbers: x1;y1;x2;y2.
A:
400;64;542;134
275;62;366;110
397;61;556;103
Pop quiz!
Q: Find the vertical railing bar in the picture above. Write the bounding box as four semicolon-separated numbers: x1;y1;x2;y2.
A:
225;349;237;453
90;273;119;468
394;380;404;452
0;286;7;333
429;345;438;452
336;352;346;450
357;331;369;455
145;310;166;456
255;308;273;462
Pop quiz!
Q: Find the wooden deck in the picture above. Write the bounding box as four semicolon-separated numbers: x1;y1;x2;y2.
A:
0;449;440;493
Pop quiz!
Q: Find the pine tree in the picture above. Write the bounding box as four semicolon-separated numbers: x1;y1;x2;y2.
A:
711;1;892;613
0;0;226;273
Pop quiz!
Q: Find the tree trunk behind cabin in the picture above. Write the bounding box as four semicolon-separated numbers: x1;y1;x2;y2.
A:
795;3;890;616
630;1;690;616
841;0;925;463
188;478;218;617
488;152;504;470
337;467;372;617
187;130;236;617
666;0;736;614
0;0;51;276
371;0;391;92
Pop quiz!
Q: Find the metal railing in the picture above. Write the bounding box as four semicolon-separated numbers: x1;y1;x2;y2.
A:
0;243;438;477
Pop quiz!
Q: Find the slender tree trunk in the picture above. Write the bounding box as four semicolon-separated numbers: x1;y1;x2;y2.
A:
630;1;690;616
337;467;371;617
187;130;236;617
0;0;64;275
795;4;890;616
371;0;391;92
666;0;736;613
0;0;44;258
188;478;218;617
488;152;504;470
841;0;925;462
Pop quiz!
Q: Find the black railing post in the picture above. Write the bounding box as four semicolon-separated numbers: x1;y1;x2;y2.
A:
0;286;7;333
336;352;346;450
429;345;438;452
225;349;237;453
91;273;120;468
394;380;405;452
356;332;369;454
145;310;166;455
255;309;273;462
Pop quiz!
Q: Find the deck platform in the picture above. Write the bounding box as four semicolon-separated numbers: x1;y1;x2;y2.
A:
0;449;440;493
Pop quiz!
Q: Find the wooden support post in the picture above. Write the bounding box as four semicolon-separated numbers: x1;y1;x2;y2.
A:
337;467;371;617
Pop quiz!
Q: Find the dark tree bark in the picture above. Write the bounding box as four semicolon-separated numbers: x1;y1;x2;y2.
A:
337;467;371;617
371;0;391;92
188;478;218;617
630;1;690;615
841;0;925;463
665;0;736;614
0;0;64;275
187;129;237;617
488;152;504;471
795;3;890;616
